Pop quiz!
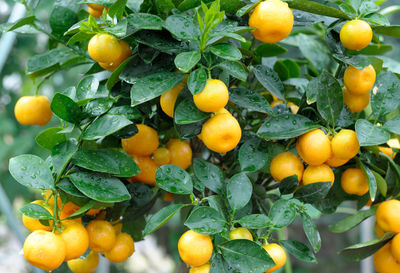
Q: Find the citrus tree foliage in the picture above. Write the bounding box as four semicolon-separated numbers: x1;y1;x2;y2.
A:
4;0;400;272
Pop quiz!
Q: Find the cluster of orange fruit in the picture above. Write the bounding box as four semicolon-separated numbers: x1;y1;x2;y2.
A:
178;227;286;273
122;124;192;186
270;129;365;193
87;3;108;18
22;192;134;272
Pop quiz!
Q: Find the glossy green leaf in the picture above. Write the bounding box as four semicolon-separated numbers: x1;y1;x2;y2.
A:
216;61;247;81
193;158;224;194
355;119;390;146
51;93;82;123
174;98;210;124
226;173;252;211
329;206;377;233
255;43;287;57
7;16;36;32
81;114;133;140
58;179;85;198
155;165;193;194
51;139;78;178
280;240;317;263
252;65;284;100
288;0;350;19
144;204;186;235
301;213;321;252
279;175;300;195
185;206;226;234
35;127;66;150
360;162;377;201
20;203;53;220
371;71;400;117
294;182;332;203
269;199;296;228
127;13;163;30
383;116;400;134
188;68;207;95
209;44;242;61
236;214;271;229
374;25;400;38
332;54;371;70
174;51;201;73
238;138;268;172
83;97;114;117
106;55;135;91
164;14;198;40
229;87;272;114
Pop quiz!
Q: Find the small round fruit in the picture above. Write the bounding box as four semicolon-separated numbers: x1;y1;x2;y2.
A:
249;0;294;44
201;113;241;153
131;155;158;185
87;3;105;10
391;233;400;263
166;139;193;170
86;220;116;252
23;230;66;271
229;227;253;241
341;168;369;196
86;208;102;216
88;33;122;64
376;200;400;233
331;129;360;160
14;96;52;126
68;251;99;273
343;87;370;113
296;129;332;166
193;79;229;113
178;230;213;267
302;164;335;186
262;243;287;273
340;20;372;51
270;152;304;182
122;124;159;156
99;40;132;71
374;242;400;273
160;79;186;117
105;232;135;263
60;222;89;261
153;147;171;166
379;147;396;159
344;65;376;96
326;154;348;168
22;200;53;231
88;6;103;18
190;263;211;273
375;222;385;238
60;201;81;219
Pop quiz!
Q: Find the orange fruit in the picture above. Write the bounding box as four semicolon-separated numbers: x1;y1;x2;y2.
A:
60;222;89;261
374;242;400;273
130;155;158;185
340;20;373;51
166;139;193;170
99;40;132;71
270;152;304;182
302;164;335;186
86;220;116;252
229;227;253;241
262;243;287;273
326;154;348;168
122;124;159;156
153;147;171;166
88;6;103;18
67;251;99;273
344;65;376;96
331;129;360;160
340;168;369;196
374;222;385;238
14;96;52;126
193;79;229;113
104;232;135;262
296;129;332;166
88;33;122;64
178;230;213;267
22;200;53;232
379;147;396;159
343;87;370;113
376;200;400;233
160;79;186;117
190;263;211;273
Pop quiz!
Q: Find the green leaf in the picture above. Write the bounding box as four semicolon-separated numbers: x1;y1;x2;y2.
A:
193;158;224;194
83;97;114;117
360;162;377;201
35;127;66;150
106;55;135;91
371;71;400;117
216;61;247;81
164;14;198;40
76;76;100;101
257;114;320;140
58;179;85;198
301;213;321;252
127;13;163;30
294;182;332;204
288;0;350;19
226;173;252;211
155;164;193;194
109;0;127;20
332;54;371;70
383;116;400;134
219;240;275;272
73;149;139;177
144;204;186;235
51;139;78;178
255;43;287;57
81;114;133;140
20;203;53;220
252;65;284;100
68;200;97;218
355;119;390;146
348;44;393;56
373;170;387;197
236;2;260;17
9;155;54;190
279;175;300;195
374;25;400;38
174;51;201;73
209;44;242;61
7;16;36;32
210;254;234;273
238;138;268;172
188;68;207;95
329;206;377;233
69;171;130;203
174;98;210;124
229;87;272;114
269;199;296;228
295;34;330;70
339;233;394;261
49;6;77;37
280;240;317;263
131;72;185;106
185;206;226;234
236;214;271;229
51;93;82;123
133;31;188;55
315;71;343;125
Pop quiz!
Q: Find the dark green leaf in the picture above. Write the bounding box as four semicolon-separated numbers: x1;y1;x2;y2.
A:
185;206;226;234
193;158;224;194
269;199;296;228
329;206;377;233
51;93;82;123
83;97;114;117
106;55;135;91
255;43;287;57
332;54;371;70
288;0;350;19
58;179;85;198
188;68;207;95
374;25;400;38
252;65;284;100
174;51;201;73
20;203;53;220
51;139;78;178
238;138;268;172
174;98;210;124
127;13;163;30
209;44;242;61
355;119;390;146
279;175;300;195
371;71;400;117
383;116;400;134
237;214;271;229
144;204;186;235
35;127;66;150
216;61;247;81
164;14;198;40
226;173;252;211
280;240;317;263
155;164;193;194
294;182;331;203
229;87;272;114
81;114;133;140
360;162;377;201
301;213;321;252
7;16;36;32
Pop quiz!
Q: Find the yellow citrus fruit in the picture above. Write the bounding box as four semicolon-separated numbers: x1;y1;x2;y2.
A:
296;129;332;166
87;3;105;10
190;263;211;273
86;208;102;216
164;192;174;202
160;79;186;117
270;152;304;182
201;113;241;153
130;155;158;185
122;124;159;156
88;6;103;18
344;65;376;95
67;251;99;273
86;220;116;252
99;40;132;71
166;139;193;170
249;0;293;43
302;164;335;186
105;232;135;263
374;222;385;238
343;87;370;113
376;200;400;233
262;243;287;273
193;79;229;113
14;96;52;126
331;129;360;160
59;201;81;220
178;230;213;267
23;230;66;271
60;222;89;261
391;233;400;263
153;147;171;166
229;227;253;241
326;154;348;168
340;168;369;196
374;242;400;273
88;33;122;64
22;200;53;232
340;20;372;51
379;147;396;159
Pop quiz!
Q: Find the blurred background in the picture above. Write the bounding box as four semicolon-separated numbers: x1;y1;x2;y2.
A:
0;0;399;272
